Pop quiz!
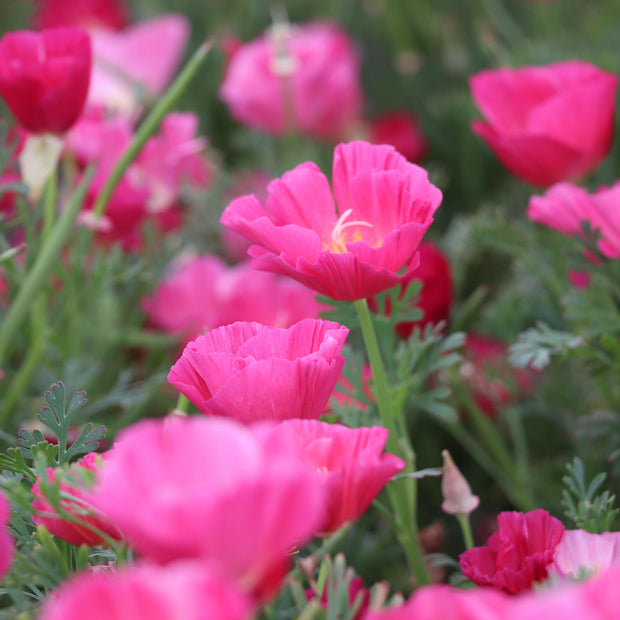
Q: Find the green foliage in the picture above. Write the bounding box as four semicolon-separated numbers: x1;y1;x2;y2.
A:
16;382;106;466
395;324;465;423
561;457;619;533
509;322;584;370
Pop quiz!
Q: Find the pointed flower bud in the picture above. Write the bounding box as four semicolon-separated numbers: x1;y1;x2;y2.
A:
441;450;479;515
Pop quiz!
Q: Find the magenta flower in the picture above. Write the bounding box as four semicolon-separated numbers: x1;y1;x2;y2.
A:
219;21;362;140
527;181;620;259
460;509;565;594
92;416;325;599
0;490;14;581
142;255;326;341
32;453;122;547
278;420;405;533
66;110;211;250
0;28;91;134
221;141;442;301
32;0;129;31
470;61;618;187
39;561;254;620
168;318;348;423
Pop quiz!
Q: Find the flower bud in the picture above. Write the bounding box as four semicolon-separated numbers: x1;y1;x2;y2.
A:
441;450;479;515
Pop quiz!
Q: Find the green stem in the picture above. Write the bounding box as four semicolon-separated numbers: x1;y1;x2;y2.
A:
41;171;57;242
457;513;475;550
0;296;47;422
0;169;93;424
174;393;190;414
92;42;212;219
353;298;431;586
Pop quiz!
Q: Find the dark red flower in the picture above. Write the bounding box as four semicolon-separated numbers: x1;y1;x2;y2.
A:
460;509;565;593
0;28;91;134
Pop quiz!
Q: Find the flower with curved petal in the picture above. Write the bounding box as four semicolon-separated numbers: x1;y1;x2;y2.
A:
221;141;442;301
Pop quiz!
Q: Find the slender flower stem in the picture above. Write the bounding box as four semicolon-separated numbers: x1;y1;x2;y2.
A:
457;513;475;550
92;42;212;219
174;393;190;414
0;169;93;424
353;298;431;586
41;170;57;242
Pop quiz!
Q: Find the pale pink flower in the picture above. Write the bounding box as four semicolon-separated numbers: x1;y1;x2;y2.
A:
221;141;441;301
167;319;348;423
550;529;620;579
142;256;326;341
506;564;620;620
39;561;254;620
527;181;620;259
92;416;325;599
88;15;190;115
277;420;405;533
219;21;362;140
470;61;618;186
0;490;14;581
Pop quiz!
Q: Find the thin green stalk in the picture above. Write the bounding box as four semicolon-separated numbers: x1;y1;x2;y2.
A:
0;169;93;424
0;296;47;421
457;513;475;550
92;42;212;219
41;171;57;242
353;298;431;586
174;393;190;414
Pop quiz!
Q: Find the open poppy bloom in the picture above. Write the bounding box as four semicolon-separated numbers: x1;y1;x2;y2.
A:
220;141;442;301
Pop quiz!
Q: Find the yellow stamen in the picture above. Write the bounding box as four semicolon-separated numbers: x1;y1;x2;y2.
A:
326;209;373;253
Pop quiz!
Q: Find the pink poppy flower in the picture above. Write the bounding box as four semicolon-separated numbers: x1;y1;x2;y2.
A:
88;15;189;115
0;28;91;134
92;416;325;599
0;490;14;581
470;61;618;186
549;529;620;579
32;0;128;31
460;509;565;594
142;255;326;342
365;583;509;620
221;141;442;301
39;561;254;620
219;21;362;140
168;318;348;423
528;181;620;259
277;420;405;533
368;110;428;163
66;110;211;250
32;453;122;547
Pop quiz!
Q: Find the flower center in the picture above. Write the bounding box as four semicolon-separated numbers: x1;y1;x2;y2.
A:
325;209;374;253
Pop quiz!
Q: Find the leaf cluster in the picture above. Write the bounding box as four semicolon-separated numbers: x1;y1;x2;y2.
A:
561;457;619;533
